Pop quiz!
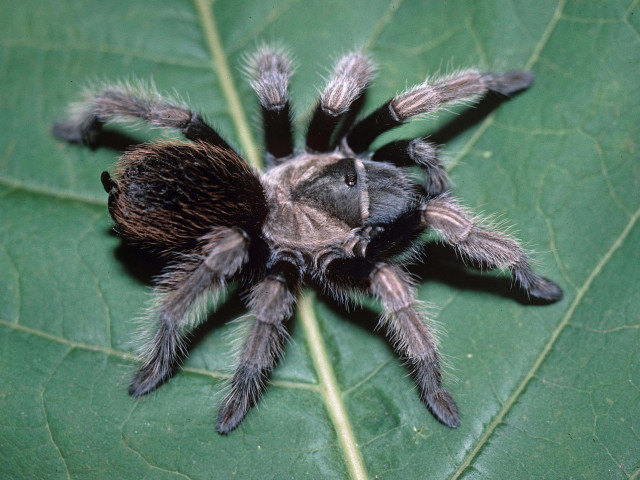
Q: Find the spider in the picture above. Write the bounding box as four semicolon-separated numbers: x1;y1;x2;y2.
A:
53;46;562;434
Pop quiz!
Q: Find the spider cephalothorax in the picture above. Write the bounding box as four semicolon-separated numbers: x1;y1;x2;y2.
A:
53;46;562;434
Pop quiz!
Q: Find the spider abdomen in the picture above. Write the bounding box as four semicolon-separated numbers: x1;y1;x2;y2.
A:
107;141;267;251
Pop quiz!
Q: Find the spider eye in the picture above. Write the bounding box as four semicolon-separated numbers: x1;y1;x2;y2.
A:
344;172;357;187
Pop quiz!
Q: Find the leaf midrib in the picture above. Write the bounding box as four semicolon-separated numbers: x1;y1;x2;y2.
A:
194;0;261;168
298;294;368;480
191;2;373;478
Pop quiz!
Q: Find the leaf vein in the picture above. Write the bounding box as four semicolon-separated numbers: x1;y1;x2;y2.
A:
0;318;135;360
448;0;566;175
593;429;630;477
581;128;633;216
342;356;394;397
226;0;301;55
539;204;578;291
0;242;21;324
0;177;106;206
120;415;194;480
451;205;640;478
363;0;405;50
41;348;73;480
0;319;316;389
626;0;640;18
0;41;210;69
76;218;113;347
464;16;489;67
524;0;566;71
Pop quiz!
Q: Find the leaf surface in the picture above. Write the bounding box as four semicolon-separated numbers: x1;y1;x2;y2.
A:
1;1;639;478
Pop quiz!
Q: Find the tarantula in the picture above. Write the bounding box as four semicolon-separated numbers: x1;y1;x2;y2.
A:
53;46;562;434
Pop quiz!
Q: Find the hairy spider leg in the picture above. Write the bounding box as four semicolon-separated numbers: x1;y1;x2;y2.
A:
216;258;300;434
372;138;450;196
246;46;295;162
421;195;563;302
345;70;534;154
52;84;232;150
320;190;563;428
129;228;249;397
305;52;375;153
370;264;460;428
322;257;460;428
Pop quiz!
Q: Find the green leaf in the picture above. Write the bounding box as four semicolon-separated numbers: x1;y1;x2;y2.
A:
1;0;639;478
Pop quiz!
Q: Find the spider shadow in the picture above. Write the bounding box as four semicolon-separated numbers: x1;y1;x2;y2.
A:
428;92;515;145
410;242;553;305
313;288;388;347
112;237;250;384
86;129;142;152
112;238;166;285
316;240;553;348
311;241;550;413
113;237;250;324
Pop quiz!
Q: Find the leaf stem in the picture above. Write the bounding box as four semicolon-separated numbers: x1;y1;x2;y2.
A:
193;0;262;168
298;293;368;480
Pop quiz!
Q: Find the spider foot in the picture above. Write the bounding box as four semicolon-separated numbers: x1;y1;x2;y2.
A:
525;275;563;303
216;364;264;434
424;389;461;429
424;169;450;197
489;71;535;96
216;393;250;435
128;362;172;398
512;265;563;303
51;117;102;148
412;354;460;428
